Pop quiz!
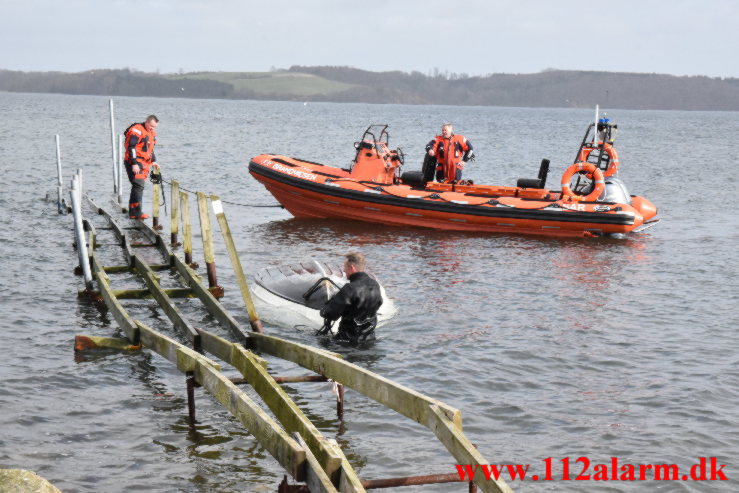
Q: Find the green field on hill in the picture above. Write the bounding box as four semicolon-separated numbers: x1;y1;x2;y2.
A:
167;71;360;97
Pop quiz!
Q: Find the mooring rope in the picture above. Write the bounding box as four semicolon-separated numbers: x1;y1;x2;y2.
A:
159;176;283;208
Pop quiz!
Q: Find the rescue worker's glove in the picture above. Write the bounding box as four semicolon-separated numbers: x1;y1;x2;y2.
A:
316;319;333;336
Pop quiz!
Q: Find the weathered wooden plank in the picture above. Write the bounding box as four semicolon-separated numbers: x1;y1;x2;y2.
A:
135;322;219;372
195;329;267;369
136;214;172;260
428;405;513;493
249;333;462;429
293;433;341;493
231;346;346;483
133;254;200;349
74;335;141;351
99;287;195;299
136;322;308;480
170;180;180;242
327;438;366;493
102;265;131;273
91;252;139;343
210;195;262;332
172;254;248;344
180;191;194;264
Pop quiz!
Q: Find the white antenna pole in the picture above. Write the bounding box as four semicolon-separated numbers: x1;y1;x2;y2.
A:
109;99;117;193
118;134;125;206
594;104;599;144
55;135;64;213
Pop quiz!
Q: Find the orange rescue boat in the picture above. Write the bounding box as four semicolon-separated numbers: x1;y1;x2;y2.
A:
249;123;658;238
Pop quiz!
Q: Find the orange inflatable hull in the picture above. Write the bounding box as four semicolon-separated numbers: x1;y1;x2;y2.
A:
249;154;654;238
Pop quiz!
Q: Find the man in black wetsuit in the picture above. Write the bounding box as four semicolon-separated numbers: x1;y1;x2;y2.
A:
319;252;383;343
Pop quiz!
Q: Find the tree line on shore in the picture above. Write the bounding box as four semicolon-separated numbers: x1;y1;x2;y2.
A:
1;66;737;111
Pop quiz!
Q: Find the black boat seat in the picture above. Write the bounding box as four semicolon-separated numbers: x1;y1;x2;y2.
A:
516;159;550;189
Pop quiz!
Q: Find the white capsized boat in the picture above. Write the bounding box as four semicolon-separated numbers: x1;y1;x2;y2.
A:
251;259;396;331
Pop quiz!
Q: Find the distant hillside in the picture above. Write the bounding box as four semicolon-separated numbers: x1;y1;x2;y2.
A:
1;67;738;111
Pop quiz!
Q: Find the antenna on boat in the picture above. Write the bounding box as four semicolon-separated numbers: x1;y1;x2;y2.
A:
594;104;599;145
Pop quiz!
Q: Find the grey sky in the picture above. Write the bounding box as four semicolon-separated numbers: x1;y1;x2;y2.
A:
3;0;736;78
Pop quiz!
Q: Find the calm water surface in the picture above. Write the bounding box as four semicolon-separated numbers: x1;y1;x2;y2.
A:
0;92;737;492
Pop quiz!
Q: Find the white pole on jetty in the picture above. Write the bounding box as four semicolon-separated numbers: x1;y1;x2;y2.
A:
55;134;64;214
118;134;124;206
109;99;117;194
70;175;94;290
76;168;83;206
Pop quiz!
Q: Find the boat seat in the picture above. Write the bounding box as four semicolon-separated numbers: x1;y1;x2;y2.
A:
516;159;550;189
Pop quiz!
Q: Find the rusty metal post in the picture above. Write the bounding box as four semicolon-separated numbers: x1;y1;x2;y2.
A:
152;174;161;230
361;473;471;489
196;192;221;295
186;371;196;426
170;180;180;246
180;191;196;267
336;383;345;420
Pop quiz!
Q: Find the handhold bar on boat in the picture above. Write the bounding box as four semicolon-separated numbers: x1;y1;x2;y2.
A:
302;276;342;301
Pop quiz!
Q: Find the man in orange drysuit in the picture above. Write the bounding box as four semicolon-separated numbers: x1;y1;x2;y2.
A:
124;115;159;219
425;123;474;183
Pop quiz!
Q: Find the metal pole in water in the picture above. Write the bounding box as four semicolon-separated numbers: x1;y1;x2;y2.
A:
118;134;124;206
152;175;161;230
70;176;93;290
109;99;117;194
186;371;196;426
55;135;64;214
76;168;83;206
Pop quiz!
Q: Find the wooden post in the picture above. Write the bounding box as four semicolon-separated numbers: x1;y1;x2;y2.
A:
196;192;220;294
180;191;195;266
210;195;263;332
170;180;180;246
152;174;161;230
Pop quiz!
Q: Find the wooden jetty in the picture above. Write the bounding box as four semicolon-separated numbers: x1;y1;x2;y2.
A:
69;170;514;492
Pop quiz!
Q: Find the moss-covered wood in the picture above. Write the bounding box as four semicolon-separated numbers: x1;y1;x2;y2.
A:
210;195;262;331
172;254;248;344
428;405;513;493
74;335;141;351
91;252;138;343
293;433;343;493
133;321;307;481
133;254;200;349
249;333;461;427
